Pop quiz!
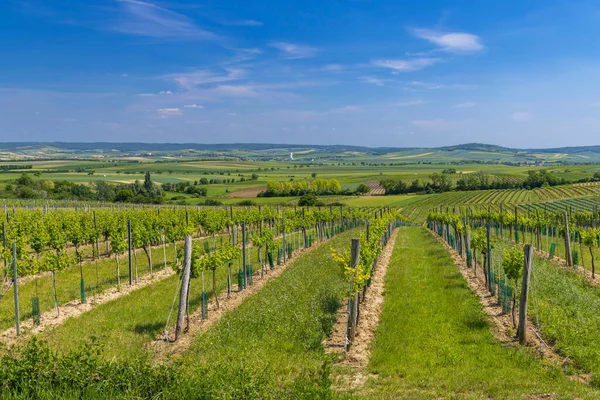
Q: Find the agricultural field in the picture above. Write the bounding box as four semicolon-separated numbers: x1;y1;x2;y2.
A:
5;144;600;398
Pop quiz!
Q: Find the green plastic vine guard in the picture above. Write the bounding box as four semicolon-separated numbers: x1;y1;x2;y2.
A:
237;270;244;290
549;243;556;258
572;250;579;267
80;278;86;304
267;252;274;270
489;272;496;296
466;250;473;267
203;241;210;254
277;248;282;265
248;264;253;286
201;291;208;320
31;297;41;326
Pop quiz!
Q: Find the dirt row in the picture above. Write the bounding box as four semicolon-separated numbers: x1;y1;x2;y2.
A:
327;229;398;390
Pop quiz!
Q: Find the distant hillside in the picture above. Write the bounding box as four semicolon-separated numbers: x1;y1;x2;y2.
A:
438;143;517;153
526;146;600;154
2;141;600;156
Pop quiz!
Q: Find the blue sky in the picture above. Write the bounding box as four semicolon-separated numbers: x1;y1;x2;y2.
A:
1;0;600;148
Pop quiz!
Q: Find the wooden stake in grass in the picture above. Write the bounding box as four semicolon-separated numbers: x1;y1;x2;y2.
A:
175;236;192;341
517;245;533;345
564;212;573;267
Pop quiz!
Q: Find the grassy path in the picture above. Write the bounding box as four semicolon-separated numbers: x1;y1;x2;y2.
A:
175;229;359;398
39;230;333;360
489;237;600;381
354;227;599;399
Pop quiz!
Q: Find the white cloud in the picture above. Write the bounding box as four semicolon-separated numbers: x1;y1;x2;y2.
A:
270;42;319;59
226;19;263;26
412;29;484;53
159;90;173;95
157;107;182;116
137;93;156;96
396;100;426;106
212;85;258;97
372;58;441;72
113;0;217;40
184;104;203;108
409;81;472;90
512;111;533;121
168;68;245;90
362;77;388;86
454;102;476;108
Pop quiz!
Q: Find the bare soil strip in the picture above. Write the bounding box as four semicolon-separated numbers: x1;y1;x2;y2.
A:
327;229;398;390
150;238;330;360
1;266;176;345
431;232;590;384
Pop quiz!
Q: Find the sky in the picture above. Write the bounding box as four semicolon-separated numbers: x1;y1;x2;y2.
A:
1;0;600;148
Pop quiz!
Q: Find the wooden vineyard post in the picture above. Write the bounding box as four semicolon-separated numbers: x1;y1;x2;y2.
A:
345;238;360;352
128;219;133;285
175;236;192;341
486;218;492;292
12;242;19;336
242;222;247;289
563;212;573;267
282;213;287;263
518;245;533;345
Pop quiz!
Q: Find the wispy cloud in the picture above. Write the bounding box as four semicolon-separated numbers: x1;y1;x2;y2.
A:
372;58;441;72
396;100;426;106
167;68;245;90
184;104;203;108
411;119;462;131
157;107;182;116
512;111;533;121
361;76;389;86
217;19;263;26
113;0;217;40
409;81;472;90
411;28;484;53
453;102;476;108
270;42;319;59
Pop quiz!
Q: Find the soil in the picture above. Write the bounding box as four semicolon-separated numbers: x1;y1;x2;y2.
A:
0;266;176;346
328;229;398;390
224;186;266;198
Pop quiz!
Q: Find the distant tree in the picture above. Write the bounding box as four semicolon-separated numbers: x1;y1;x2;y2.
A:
115;189;134;202
355;184;370;195
298;193;318;206
311;172;317;178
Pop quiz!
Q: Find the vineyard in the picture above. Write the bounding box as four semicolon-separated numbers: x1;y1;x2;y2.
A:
3;180;600;398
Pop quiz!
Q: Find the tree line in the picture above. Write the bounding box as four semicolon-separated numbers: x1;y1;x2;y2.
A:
380;170;580;195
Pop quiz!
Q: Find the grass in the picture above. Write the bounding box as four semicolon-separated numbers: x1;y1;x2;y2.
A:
490;236;600;381
175;228;359;397
0;243;176;332
352;227;599;399
38;226;323;360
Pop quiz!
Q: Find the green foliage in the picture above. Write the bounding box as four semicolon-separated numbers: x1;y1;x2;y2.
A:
502;247;524;282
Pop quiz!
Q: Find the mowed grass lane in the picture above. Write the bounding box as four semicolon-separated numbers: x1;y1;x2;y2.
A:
40;229;323;360
176;229;361;398
356;227;598;399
